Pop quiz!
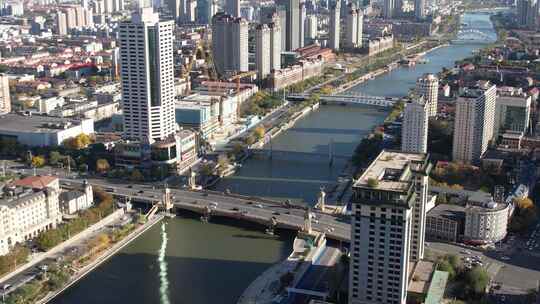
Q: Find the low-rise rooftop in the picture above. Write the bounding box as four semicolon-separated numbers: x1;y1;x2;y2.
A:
427;203;466;222
0;113;88;133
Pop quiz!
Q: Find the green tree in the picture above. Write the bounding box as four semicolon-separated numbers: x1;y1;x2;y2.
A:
464;266;489;296
36;229;63;251
48;151;63;166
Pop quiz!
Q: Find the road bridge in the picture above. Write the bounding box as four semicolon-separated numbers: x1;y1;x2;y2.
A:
250;148;350;164
287;93;398;108
455;29;494;41
62;179;352;242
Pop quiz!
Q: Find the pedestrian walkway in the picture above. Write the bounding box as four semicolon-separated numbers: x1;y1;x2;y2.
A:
0;209;125;287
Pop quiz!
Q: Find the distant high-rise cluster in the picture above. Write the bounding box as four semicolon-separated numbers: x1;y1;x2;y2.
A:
93;0;124;14
56;5;94;35
168;0;197;23
211;12;249;75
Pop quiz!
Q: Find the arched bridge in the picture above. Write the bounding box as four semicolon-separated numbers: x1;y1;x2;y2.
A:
287;93;398;108
455;29;494;41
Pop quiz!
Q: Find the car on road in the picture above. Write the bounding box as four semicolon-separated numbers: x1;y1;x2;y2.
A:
210;202;218;207
255;204;263;208
138;190;144;194
231;207;239;211
273;212;280;216
500;256;510;261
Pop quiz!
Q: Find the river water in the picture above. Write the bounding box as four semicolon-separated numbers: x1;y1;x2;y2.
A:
51;12;496;304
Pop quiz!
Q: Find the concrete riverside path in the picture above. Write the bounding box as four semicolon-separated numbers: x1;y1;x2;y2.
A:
0;209;125;288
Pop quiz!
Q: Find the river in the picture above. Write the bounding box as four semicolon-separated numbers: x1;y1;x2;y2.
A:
50;11;496;304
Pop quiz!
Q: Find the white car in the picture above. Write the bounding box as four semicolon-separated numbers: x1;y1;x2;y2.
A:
500;256;510;261
254;204;263;208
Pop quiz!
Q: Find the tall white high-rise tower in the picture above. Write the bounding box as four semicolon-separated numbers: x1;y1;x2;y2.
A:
118;8;176;142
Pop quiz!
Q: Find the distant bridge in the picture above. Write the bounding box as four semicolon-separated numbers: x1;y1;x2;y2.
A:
250;148;350;164
455;29;494;41
287;93;398;108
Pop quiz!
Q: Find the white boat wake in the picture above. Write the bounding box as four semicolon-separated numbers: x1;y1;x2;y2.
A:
158;222;171;304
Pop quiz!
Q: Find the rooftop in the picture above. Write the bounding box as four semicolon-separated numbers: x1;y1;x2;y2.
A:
424;271;449;304
0;113;89;133
408;260;435;294
354;150;428;193
427;203;466;221
12;175;58;190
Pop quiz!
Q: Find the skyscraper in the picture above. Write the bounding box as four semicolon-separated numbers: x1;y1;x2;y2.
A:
211;13;249;75
280;0;301;50
196;0;217;24
349;150;430;304
305;15;317;41
452;81;497;164
65;7;77;29
414;0;425;19
56;11;68;35
299;2;306;47
416;74;438;117
517;0;538;28
345;3;362;48
328;0;340;50
345;4;357;48
401;97;428;154
383;0;394;18
226;0;240;17
118;8;176;142
0;75;10;114
256;24;271;79
261;7;287;52
269;22;282;71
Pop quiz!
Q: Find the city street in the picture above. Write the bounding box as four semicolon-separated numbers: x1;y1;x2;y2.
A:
428;239;540;304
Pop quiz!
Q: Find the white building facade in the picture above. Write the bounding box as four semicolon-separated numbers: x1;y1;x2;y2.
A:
452;81;497;164
415;74;438;117
401;98;428;154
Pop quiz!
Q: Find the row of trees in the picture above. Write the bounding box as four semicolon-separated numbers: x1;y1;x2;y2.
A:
241;91;283;117
35;188;115;251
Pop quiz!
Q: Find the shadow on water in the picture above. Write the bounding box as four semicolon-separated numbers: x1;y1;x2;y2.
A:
49;253;281;304
50;216;295;304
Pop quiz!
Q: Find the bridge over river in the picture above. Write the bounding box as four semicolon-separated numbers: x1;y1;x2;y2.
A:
61;178;352;242
287;93;398;107
249;148;350;165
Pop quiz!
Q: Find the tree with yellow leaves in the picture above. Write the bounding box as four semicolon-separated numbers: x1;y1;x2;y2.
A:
31;155;46;168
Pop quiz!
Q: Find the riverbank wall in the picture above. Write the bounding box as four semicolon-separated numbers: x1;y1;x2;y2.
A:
37;214;164;304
